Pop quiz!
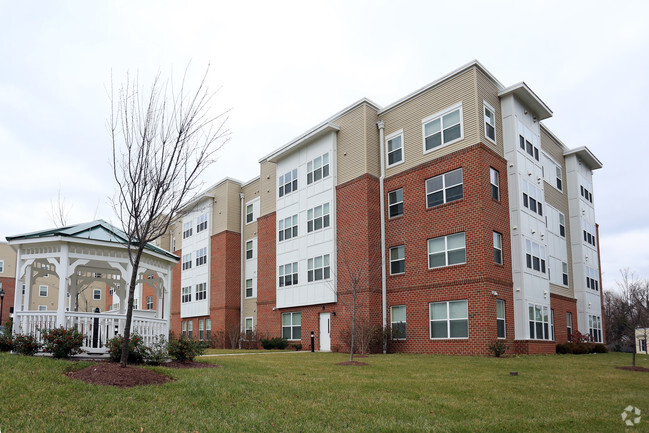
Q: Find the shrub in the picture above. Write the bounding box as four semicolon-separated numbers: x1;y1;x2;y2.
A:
241;330;261;350
168;334;207;362
0;322;12;352
556;342;608;354
260;337;288;350
13;334;40;356
291;343;303;351
487;340;509;357
40;326;85;358
143;335;168;365
106;334;147;363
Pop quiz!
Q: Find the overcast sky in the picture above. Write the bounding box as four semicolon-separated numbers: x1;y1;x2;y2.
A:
1;0;647;289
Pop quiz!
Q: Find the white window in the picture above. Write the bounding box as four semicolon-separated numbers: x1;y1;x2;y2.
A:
484;102;496;143
308;254;331;282
391;305;406;340
196;214;208;232
493;232;503;265
522;180;543;217
386;130;404;167
182;321;187;336
388;188;403;218
566;312;573;341
528;303;550;340
196;247;207;266
282;312;301;340
39;285;48;297
588;315;602;342
551;309;555;341
555;166;563;191
307;203;330;233
246;240;254;260
497;300;506;339
245;317;254;334
278;215;298;241
279;262;298;287
426;168;463;208
199;319;204;341
307;153;330;184
430;300;468;339
278;168;298;197
181;286;192;303
196;282;207;301
428;233;466;269
38;305;47;311
583;222;596;247
490;167;500;201
93;289;101;300
524;239;546;274
183;221;193;239
146;296;153;310
422;103;463;152
0;260;4;273
246;203;254;224
559;212;566;238
586;266;599;291
245;279;254;298
206;319;211;340
389;245;405;275
519;134;539;161
188;321;193;339
580;185;593;203
182;253;192;270
640;339;647;353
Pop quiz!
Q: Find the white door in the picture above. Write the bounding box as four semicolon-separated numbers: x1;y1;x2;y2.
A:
319;312;331;352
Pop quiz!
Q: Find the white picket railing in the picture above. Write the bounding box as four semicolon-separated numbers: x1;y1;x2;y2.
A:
13;311;168;354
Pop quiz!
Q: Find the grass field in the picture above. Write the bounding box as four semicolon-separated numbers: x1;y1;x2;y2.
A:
0;351;648;432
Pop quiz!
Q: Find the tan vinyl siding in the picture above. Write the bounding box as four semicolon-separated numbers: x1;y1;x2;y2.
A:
364;104;380;178
259;161;277;217
226;181;242;233
336;104;372;185
242;298;256;324
242;178;261;241
211;180;242;235
476;69;505;157
381;69;480;177
169;218;183;252
29;277;107;312
0;242;17;277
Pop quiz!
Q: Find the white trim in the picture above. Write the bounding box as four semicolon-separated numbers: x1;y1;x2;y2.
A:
39;285;48;297
244;316;254;332
38;305;47;311
429;300;469;340
385;129;404;168
483;100;497;145
389;245;405;275
0;260;4;273
390;304;407;340
422;102;464;155
93;288;102;300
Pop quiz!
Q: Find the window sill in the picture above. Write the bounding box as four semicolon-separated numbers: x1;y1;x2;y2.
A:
388;214;404;221
428;262;467;272
429;337;469;341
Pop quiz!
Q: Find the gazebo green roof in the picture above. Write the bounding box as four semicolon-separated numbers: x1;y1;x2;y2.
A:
6;219;178;261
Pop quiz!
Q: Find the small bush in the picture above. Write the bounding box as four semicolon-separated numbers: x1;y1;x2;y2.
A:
40;326;85;358
556;342;608;354
168;334;207;362
487;340;508;357
591;343;608;353
0;322;12;352
13;334;40;356
260;337;288;350
290;343;303;351
143;335;168;365
106;334;147;363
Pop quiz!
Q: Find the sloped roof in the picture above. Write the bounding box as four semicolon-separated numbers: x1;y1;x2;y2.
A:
6;220;178;261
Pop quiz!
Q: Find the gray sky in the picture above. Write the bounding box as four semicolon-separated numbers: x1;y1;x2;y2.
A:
1;0;647;289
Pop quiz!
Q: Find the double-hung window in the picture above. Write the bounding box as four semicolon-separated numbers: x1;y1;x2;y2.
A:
182;321;187;336
581;186;593;203
519;135;539;161
183;221;193;239
426;168;463;208
245;279;254;298
282;312;301;340
497;300;506;339
279;215;298;241
493;232;503;265
559;213;566;238
93;289;101;300
522;180;543;217
308;254;330;282
196;214;208;232
0;260;4;273
428;233;466;269
278;262;298;287
430;300;468;339
196;247;207;266
529;303;550;340
307;203;330;232
490;168;500;201
246;240;254;260
39;285;48;297
182;253;192;270
181;286;192;303
562;262;569;286
146;296;153;310
388;188;403;218
588;315;602;342
195;282;207;301
386;130;404;167
525;239;546;274
307;153;330;184
566;312;573;341
555;166;563;191
586;266;599;291
188;321;193;339
206;319;211;340
389;245;405;275
279;169;298;197
391;305;406;340
422;103;463;152
484;102;496;143
246;204;254;224
199;320;204;341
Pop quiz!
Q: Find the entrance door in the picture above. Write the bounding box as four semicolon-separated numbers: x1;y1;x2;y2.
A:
319;312;331;352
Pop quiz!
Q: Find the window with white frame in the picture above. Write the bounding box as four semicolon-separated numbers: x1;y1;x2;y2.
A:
493;232;503;265
528;303;550;340
388;188;403;218
183;221;193;239
182;321;187;336
497;300;506;339
391;305;406;340
199;319;204;341
525;239;546;274
589;315;602;342
307;203;330;232
39;285;48;297
426;168;463;208
559;212;566;238
484;102;496;143
282;312;301;340
519;134;539;161
246;203;254;224
0;260;4;273
386;131;404;167
640;339;647;353
181;286;192;303
490;167;500;201
562;262;569;286
93;289;101;300
279;262;298;287
551;309;555;340
308;254;330;282
307;153;330;184
246;240;254;260
430;300;468;339
583;222;596;247
279;214;298;241
206;319;211;340
278;168;298;197
196;247;207;266
182;253;192;270
39;305;47;311
146;296;153;310
586;266;599;291
580;185;593;203
196;282;207;300
522;180;543;217
566;312;573;341
188;321;193;339
245;317;254;334
555;166;563;191
428;233;466;269
423;104;463;152
390;245;405;275
245;279;254;298
196;213;208;232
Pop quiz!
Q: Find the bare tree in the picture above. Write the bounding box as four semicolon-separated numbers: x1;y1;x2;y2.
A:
49;186;72;227
110;66;229;367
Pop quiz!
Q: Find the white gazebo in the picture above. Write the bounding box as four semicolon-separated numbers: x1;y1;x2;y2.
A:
6;220;178;353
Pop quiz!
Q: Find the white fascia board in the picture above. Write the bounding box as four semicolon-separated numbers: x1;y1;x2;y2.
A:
498;82;553;120
179;176;246;213
241;176;261;188
378;59;505;115
263;123;341;163
563;146;603;170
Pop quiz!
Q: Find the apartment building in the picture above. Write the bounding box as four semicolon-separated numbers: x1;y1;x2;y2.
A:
0;242;16;324
157;60;604;355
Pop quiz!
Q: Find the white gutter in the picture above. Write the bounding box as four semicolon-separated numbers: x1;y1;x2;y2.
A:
377;120;387;353
239;192;245;341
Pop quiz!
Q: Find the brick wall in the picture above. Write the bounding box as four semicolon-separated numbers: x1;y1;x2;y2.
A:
256;212;278;338
170;248;182;335
0;276;15;325
209;230;241;333
550;293;578;344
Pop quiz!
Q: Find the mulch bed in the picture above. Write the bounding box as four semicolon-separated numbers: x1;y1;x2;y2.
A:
616;366;649;372
336;361;369;366
66;362;173;388
163;360;219;369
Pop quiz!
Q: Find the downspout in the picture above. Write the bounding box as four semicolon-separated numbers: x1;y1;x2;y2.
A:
239;193;245;347
377;120;387;353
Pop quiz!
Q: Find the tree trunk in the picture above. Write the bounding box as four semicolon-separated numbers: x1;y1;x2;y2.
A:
120;248;143;367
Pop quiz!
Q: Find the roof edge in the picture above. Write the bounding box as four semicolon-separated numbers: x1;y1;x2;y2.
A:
563;146;603;170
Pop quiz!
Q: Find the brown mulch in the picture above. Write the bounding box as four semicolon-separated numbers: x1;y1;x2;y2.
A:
336;361;369;366
616;366;649;372
163;360;219;369
66;362;173;388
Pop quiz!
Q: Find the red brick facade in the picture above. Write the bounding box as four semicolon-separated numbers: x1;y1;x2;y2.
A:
549;293;578;343
0;276;15;326
256;212;278;338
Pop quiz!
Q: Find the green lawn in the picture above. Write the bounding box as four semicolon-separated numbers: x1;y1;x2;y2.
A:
1;352;648;432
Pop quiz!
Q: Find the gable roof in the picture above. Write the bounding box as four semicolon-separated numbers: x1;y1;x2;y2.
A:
6;220;178;261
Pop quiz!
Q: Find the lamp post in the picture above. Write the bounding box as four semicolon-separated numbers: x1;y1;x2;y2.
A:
0;288;5;326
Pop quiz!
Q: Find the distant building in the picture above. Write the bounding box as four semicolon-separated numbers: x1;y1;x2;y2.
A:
0;242;16;324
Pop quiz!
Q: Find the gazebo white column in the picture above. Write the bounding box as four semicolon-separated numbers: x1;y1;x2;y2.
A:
12;249;22;332
56;244;70;327
163;270;172;322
